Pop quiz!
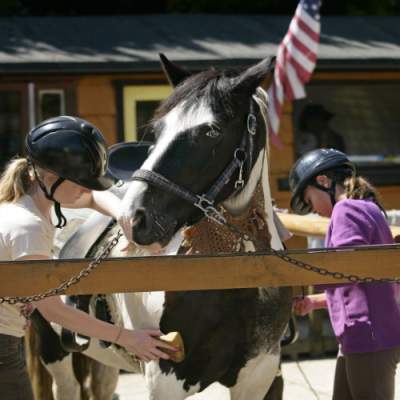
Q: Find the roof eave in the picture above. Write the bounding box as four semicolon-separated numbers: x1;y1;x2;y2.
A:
0;58;399;75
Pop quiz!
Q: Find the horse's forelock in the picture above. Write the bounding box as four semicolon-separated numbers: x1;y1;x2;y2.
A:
153;68;238;126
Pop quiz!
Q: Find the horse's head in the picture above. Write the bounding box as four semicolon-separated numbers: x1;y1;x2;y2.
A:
121;54;275;247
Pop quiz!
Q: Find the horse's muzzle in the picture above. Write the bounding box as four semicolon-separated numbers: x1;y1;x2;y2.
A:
131;207;178;246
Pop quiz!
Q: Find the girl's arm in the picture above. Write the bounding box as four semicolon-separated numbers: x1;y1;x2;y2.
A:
36;296;172;362
62;190;121;220
62;190;134;241
293;293;327;316
19;255;175;362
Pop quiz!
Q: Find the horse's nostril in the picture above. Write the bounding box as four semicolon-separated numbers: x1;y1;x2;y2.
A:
131;208;176;246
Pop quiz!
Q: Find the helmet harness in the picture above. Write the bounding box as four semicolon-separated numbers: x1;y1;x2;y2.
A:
28;158;67;228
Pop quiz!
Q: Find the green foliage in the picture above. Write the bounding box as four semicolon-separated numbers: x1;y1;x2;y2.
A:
0;0;21;15
344;0;400;15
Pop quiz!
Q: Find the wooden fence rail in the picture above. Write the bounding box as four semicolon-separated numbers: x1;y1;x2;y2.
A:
1;245;400;296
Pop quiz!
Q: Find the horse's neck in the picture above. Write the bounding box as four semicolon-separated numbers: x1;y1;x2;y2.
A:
181;180;271;254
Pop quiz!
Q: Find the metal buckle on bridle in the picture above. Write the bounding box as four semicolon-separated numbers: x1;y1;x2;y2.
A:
194;195;227;225
234;149;247;190
247;113;257;136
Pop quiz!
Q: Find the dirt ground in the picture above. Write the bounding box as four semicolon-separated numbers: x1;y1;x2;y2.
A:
114;356;400;399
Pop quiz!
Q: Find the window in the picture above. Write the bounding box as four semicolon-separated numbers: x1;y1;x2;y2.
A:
293;82;400;185
38;89;65;123
135;100;161;142
122;85;172;142
294;83;400;161
0;90;24;170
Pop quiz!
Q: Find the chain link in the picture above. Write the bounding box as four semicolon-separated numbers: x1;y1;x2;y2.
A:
268;247;400;284
216;213;400;285
0;230;123;305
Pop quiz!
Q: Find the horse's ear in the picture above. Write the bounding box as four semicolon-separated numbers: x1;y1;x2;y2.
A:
159;53;191;87
259;57;276;91
232;56;275;95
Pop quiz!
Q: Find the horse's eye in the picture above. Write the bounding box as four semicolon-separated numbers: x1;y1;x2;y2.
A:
206;128;220;139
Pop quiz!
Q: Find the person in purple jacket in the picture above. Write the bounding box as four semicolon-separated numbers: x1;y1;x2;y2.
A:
289;148;400;400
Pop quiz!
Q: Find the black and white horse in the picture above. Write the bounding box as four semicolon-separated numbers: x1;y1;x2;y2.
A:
117;54;293;399
30;54;293;400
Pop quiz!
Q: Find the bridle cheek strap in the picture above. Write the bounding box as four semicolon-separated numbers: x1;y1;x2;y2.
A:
130;131;248;226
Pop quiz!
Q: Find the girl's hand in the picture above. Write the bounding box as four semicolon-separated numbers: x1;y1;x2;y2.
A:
117;329;177;362
292;296;315;316
117;211;133;244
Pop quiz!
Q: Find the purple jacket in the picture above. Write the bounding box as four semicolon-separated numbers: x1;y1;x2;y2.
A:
323;199;400;354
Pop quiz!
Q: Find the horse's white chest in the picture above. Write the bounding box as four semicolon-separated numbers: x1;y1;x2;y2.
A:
123;291;165;329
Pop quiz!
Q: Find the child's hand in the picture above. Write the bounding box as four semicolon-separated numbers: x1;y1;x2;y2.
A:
292;296;315;316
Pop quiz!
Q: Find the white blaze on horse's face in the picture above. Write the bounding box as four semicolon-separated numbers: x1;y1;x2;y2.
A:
142;100;215;171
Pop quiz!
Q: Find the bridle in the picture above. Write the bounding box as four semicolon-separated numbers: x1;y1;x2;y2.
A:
130;100;260;226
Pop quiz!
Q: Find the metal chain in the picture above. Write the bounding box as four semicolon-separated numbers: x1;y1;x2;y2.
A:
0;230;123;305
207;208;400;285
268;247;400;284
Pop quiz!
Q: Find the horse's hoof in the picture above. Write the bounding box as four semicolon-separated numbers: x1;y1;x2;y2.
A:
159;331;185;363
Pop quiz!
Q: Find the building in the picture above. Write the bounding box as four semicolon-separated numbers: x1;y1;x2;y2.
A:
1;15;400;212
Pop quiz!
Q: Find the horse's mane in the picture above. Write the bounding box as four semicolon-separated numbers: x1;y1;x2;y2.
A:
152;67;243;124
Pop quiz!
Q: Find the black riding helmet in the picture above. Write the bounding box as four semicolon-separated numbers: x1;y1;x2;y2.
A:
26;116;115;191
25;116;116;227
289;148;355;215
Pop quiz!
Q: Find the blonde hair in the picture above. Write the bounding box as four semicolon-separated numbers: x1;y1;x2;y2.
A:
0;157;33;204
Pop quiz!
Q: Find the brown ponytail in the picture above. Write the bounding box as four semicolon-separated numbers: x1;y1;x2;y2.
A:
343;175;386;214
0;157;33;204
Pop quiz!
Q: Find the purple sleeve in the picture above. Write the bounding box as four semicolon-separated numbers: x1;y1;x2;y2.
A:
328;202;371;247
315;202;371;291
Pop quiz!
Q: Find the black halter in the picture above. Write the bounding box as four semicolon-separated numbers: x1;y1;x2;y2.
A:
130;100;258;225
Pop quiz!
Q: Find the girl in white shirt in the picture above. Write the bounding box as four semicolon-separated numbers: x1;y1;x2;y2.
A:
0;116;174;400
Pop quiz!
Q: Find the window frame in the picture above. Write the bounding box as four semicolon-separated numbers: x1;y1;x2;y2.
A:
0;78;76;169
38;88;66;123
114;80;172;142
293;79;400;186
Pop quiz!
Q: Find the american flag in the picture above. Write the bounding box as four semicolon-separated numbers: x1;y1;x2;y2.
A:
267;0;322;148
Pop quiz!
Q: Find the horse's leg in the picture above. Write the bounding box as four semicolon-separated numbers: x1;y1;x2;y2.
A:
90;361;119;400
228;352;280;400
44;354;81;400
146;362;199;400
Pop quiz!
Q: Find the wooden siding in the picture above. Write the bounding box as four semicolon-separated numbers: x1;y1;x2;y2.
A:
72;71;400;225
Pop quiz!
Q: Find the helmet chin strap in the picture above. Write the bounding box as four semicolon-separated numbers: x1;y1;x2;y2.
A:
30;162;67;228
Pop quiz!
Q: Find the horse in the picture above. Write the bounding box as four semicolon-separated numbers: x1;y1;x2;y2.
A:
28;53;293;400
